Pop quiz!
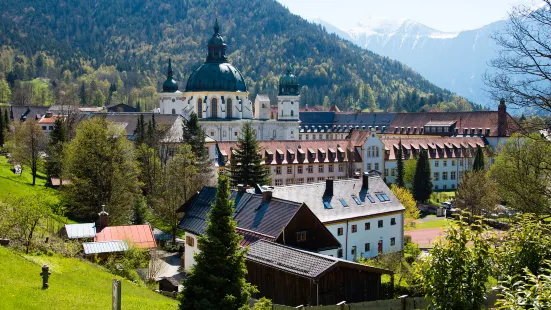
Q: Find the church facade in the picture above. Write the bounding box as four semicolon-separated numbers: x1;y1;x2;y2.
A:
158;19;300;142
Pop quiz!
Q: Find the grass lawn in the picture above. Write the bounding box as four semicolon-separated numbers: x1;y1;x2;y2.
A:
405;214;449;231
0;156;60;202
0;247;178;310
428;191;456;206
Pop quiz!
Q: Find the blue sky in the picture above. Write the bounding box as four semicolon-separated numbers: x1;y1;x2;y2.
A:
277;0;536;32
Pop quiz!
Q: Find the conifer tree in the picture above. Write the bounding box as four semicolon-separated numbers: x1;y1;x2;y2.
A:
396;139;405;187
413;150;433;202
180;175;254;310
230;122;269;187
134;114;145;145
79;82;86;106
472;145;485;171
4;109;9;129
0;111;4;147
183;112;209;165
46;118;68;179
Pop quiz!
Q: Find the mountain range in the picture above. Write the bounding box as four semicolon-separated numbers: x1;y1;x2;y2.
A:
0;0;469;113
312;17;507;108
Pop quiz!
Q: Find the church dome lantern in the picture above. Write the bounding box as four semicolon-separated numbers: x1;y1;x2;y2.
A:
279;66;299;96
162;59;179;93
185;18;248;93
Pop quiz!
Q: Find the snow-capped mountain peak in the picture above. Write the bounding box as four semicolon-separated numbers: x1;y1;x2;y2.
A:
350;17;459;40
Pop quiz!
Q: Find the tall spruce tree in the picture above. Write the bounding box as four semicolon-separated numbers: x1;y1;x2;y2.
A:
230;122;269;187
134;114;145;145
396;139;405;187
46;118;68;180
79;82;86;106
413;150;433;202
0;111;4;147
183;112;209;165
472;146;485;171
4;109;9;129
180;175;254;310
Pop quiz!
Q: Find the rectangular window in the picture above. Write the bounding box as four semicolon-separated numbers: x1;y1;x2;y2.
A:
274;179;283;186
391;168;396;176
339;198;349;207
286;179;294;185
365;243;370;252
443;184;448;190
296;231;307;242
459;159;464;166
391;218;396;225
390;237;396;246
434;172;440;181
337;227;343;236
318;165;324;173
307;177;314;184
308;165;313;173
443;160;447;167
367;163;372;171
435;160;439;167
376;194;385;202
351;225;357;233
323;201;332;209
451;171;456;180
298;166;303;174
276;167;281;175
337;249;343;258
443;172;448;180
329;164;334;172
297;178;304;184
435;185;439;190
352;196;362;205
287;166;292;174
385;169;389;177
452;160;456;166
365;222;371;230
378;220;383;228
317;177;325;182
186;236;195;247
375;163;379;171
42;126;47;130
338;164;344;172
366;194;376;203
351;246;356;255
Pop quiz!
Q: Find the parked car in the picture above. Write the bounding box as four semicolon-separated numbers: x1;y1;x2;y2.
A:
441;202;453;210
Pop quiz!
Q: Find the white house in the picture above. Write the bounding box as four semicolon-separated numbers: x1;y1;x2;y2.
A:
271;174;406;261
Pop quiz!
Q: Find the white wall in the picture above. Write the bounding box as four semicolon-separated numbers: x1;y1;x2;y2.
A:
324;213;404;262
362;130;385;175
184;232;200;272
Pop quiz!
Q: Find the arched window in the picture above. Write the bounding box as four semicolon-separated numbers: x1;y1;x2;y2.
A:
171;108;176;115
291;110;294;117
197;99;203;118
211;98;218;118
367;146;380;158
227;99;233;119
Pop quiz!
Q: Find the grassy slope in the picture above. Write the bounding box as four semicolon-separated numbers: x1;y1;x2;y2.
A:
0;156;59;202
0;247;178;310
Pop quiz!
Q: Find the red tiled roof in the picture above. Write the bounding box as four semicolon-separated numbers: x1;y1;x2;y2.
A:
382;136;486;160
95;224;156;249
216;140;361;166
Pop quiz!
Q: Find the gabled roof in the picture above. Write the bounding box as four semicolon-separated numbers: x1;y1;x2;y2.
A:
246;240;392;280
178;187;303;240
83;240;129;254
381;136;487;160
65;223;96;239
95;224;156;249
271;176;405;223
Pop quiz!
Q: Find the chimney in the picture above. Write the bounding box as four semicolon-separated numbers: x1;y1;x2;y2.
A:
98;205;109;230
362;172;369;190
498;98;508;137
262;187;273;201
237;184;245;193
325;179;334;196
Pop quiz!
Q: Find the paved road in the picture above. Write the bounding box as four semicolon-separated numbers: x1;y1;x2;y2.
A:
407;227;445;248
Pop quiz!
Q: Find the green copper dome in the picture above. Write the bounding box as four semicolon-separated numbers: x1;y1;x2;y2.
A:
162;59;179;93
185;19;247;92
279;66;299;96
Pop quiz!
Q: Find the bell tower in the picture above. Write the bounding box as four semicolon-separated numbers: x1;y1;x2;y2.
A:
277;66;300;121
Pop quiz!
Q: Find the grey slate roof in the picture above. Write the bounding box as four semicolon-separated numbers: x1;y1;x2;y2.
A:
83;240;129;254
270;176;405;223
246;240;391;279
9;106;50;122
65;223;96;239
178;187;303;239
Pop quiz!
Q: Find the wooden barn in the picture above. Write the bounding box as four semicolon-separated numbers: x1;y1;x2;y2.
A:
246;240;392;307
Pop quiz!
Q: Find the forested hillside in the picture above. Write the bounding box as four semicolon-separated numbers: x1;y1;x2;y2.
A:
0;0;477;112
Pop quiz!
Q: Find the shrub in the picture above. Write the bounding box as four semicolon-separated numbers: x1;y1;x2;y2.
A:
252;297;272;310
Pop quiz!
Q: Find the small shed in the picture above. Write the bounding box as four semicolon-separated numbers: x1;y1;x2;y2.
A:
83;240;129;255
65;223;96;239
158;277;180;292
246;240;392;307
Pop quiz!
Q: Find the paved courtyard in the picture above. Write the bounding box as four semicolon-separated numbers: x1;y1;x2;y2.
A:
407;227;445;248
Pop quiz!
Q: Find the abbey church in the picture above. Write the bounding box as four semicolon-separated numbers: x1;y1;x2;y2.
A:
158;19;300;141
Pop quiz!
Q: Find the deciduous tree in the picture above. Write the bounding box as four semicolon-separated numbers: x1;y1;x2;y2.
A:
180;175;255;310
9;118;45;185
489;133;551;217
455;170;499;216
390;184;420;222
63;117;139;224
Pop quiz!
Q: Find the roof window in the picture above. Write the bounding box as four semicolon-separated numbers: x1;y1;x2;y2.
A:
366;194;376;203
339;198;349;208
323;201;332;209
352;196;362;205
